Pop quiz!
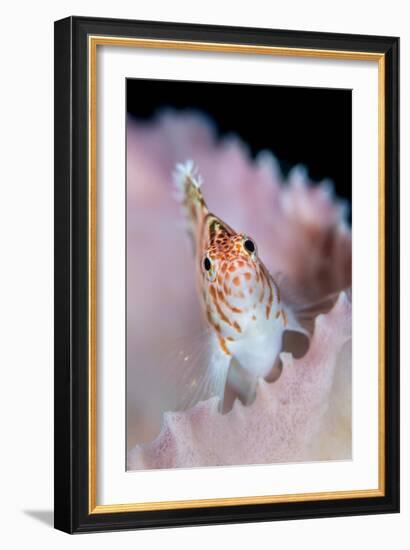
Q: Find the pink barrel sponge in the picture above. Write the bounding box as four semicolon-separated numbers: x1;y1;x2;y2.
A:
126;110;352;469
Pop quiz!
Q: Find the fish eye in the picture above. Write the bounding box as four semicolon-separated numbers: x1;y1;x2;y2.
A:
203;255;216;282
243;238;256;254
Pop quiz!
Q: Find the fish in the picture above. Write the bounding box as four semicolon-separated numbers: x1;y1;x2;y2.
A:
172;160;309;411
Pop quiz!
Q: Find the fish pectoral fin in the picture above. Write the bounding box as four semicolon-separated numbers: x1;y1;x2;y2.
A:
161;329;230;413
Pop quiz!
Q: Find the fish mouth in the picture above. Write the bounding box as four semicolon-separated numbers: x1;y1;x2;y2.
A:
224;264;259;301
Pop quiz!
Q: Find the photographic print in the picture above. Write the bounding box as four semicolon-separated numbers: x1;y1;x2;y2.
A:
55;17;399;532
126;79;352;470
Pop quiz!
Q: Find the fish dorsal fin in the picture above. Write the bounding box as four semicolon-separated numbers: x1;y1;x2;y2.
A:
173;160;209;255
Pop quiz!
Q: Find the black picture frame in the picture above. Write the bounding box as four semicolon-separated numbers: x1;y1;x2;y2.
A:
54;15;400;534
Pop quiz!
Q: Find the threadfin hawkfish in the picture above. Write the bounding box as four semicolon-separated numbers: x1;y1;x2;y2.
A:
172;160;308;410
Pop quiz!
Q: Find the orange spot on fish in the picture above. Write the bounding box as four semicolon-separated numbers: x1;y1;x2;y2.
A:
233;276;240;286
244;272;251;281
265;274;273;319
280;309;288;327
219;337;231;356
206;308;221;333
252;315;256;321
233;321;242;333
211;291;235;330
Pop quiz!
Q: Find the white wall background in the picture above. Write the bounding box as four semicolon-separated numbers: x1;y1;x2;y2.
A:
0;0;407;547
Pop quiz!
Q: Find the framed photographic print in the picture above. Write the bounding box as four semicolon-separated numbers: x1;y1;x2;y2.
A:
54;16;400;533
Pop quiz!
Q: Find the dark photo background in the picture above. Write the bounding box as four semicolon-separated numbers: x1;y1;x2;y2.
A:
127;79;352;206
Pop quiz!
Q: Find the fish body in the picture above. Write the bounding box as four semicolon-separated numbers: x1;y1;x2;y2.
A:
173;161;304;406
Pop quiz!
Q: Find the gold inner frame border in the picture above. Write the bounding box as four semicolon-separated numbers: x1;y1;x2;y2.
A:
87;35;385;514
